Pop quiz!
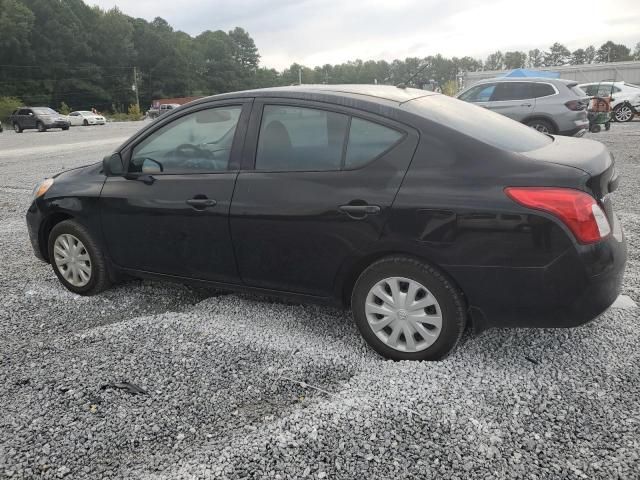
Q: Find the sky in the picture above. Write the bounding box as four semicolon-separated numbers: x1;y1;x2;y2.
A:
88;0;640;70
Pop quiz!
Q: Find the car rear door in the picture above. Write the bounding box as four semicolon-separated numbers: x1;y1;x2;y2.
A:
99;100;251;283
229;99;419;297
486;82;535;120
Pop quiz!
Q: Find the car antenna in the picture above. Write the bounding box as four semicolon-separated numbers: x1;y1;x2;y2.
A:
396;60;430;89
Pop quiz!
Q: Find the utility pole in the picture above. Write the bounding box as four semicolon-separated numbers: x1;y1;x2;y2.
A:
298;67;302;85
133;66;140;111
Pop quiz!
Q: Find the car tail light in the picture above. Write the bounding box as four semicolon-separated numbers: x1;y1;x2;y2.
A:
565;100;586;111
505;187;611;244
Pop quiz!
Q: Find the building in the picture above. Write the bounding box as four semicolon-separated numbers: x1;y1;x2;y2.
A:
463;60;640;88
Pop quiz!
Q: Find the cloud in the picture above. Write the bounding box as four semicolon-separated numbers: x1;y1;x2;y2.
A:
88;0;640;69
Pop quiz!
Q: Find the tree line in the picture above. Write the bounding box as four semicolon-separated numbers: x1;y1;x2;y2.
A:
1;0;639;114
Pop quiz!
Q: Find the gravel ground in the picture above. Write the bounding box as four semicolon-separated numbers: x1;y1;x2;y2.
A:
0;121;639;479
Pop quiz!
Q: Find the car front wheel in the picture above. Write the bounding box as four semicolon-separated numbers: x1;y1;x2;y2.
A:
613;104;634;122
13;123;22;133
37;121;46;132
351;256;466;361
48;220;111;295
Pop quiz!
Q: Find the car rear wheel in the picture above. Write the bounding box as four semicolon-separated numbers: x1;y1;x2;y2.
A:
83;119;89;126
37;121;46;132
613;104;634;122
351;256;466;361
48;220;111;295
13;122;22;133
526;119;555;134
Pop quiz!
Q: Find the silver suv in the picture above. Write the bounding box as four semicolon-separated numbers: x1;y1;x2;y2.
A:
456;78;589;136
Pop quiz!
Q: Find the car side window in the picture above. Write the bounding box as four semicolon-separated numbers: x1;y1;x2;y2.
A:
490;82;533;101
19;109;30;115
256;105;349;171
532;83;555;98
345;118;403;169
460;84;496;102
129;105;241;174
583;85;597;96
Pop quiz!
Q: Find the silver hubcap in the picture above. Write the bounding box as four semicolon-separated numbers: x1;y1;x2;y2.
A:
531;123;549;133
53;234;92;287
615;106;633;122
365;277;442;352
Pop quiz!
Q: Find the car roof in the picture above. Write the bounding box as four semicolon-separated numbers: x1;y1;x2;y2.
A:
472;77;572;85
578;81;624;85
196;84;438;106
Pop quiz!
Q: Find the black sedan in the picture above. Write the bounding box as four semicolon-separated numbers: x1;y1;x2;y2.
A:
26;85;627;360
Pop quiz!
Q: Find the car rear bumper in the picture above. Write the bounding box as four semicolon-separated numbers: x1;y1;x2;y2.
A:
449;215;627;332
559;118;590;137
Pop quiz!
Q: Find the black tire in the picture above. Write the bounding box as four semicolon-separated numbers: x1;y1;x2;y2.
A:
37;121;46;132
351;256;466;361
525;119;555;134
613;103;634;123
48;220;111;295
13;122;22;133
590;124;601;133
83;119;89;126
62;125;69;131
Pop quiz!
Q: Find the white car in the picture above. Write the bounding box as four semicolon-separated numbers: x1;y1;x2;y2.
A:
68;111;106;126
578;81;640;123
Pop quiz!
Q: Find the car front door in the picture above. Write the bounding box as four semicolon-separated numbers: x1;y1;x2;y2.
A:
458;83;497;109
99;100;251;282
486;82;535;120
229;100;419;297
20;109;36;129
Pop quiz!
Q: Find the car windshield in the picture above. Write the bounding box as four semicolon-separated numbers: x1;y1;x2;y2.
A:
408;94;553;153
33;108;58;115
79;111;93;115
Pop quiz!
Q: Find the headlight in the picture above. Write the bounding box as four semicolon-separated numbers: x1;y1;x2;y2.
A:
32;178;54;200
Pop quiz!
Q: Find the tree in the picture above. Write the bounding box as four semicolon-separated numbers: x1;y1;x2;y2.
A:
544;43;571;66
584;45;596;64
596;41;631;62
634;42;640;61
528;49;544;68
571;48;587;65
504;51;527;69
228;27;259;71
485;51;504;70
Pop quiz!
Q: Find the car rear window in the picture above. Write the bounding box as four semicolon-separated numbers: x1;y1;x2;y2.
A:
568;84;587;97
409;94;553;153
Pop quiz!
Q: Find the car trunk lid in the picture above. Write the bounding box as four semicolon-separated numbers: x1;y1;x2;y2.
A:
520;135;617;221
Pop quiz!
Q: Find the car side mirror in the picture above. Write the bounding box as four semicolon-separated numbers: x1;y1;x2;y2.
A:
103;153;124;176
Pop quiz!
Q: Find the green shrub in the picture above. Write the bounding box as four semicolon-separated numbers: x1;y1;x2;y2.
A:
441;80;459;97
0;96;23;122
59;101;71;115
127;103;142;120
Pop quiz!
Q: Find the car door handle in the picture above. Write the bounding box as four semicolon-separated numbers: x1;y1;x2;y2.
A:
520;103;532;107
339;204;381;219
186;198;217;209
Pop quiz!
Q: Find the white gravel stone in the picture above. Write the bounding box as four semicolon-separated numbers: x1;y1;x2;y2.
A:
1;120;639;479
